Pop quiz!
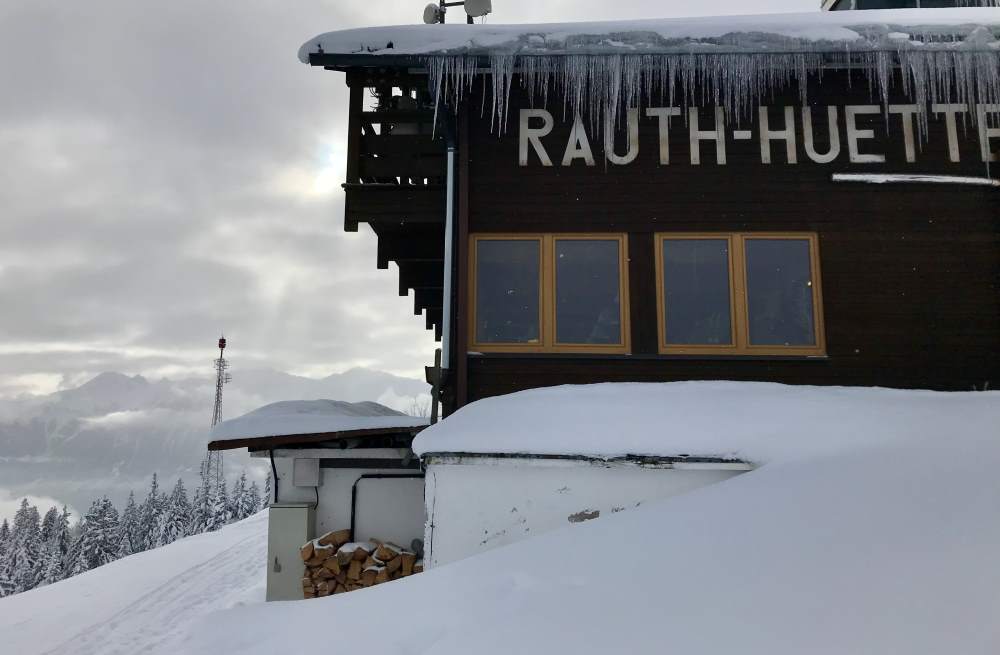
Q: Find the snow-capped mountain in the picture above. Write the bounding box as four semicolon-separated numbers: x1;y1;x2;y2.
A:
0;369;429;520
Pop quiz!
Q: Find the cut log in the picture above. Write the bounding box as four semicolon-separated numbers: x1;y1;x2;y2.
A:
363;555;378;569
301;576;313;588
300;541;315;562
333;584;346;594
335;571;347;584
375;543;400;562
314;567;335;580
352;547;370;562
313;543;335;559
375;568;389;584
413;561;424;574
400;552;417;576
336;549;354;567
305;555;327;567
318;528;352;548
362;568;377;587
385;556;402;574
322;558;341;574
347;559;362;581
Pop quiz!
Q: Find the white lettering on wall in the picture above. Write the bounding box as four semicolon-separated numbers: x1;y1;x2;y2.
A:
604;109;640;165
889;104;919;163
801;106;841;164
515;103;996;168
645;107;681;164
759;106;797;165
519;109;554;166
562;115;595;166
976;104;999;163
689;107;726;165
932;103;966;163
845;105;885;164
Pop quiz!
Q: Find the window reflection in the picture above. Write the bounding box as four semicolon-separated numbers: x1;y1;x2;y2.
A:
662;239;732;345
745;239;816;347
475;239;540;343
555;240;621;344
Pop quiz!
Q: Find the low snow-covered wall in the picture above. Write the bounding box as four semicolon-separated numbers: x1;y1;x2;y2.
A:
422;454;748;567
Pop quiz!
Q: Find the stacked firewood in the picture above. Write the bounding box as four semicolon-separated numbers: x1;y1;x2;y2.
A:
300;529;423;599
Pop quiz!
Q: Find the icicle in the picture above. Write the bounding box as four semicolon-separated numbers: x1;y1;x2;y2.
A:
426;44;1000;145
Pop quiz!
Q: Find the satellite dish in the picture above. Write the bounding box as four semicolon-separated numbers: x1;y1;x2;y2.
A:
423;3;443;24
464;0;492;17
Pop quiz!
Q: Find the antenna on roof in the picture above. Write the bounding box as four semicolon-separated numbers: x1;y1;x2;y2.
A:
423;0;491;24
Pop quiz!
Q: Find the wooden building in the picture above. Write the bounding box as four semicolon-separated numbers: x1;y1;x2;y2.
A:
298;8;1000;414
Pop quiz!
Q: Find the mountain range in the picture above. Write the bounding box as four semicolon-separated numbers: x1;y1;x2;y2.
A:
0;368;429;521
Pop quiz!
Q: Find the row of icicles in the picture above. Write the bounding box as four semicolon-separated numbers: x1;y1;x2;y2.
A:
427;50;1000;142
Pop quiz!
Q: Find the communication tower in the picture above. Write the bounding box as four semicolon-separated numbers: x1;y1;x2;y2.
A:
206;336;231;488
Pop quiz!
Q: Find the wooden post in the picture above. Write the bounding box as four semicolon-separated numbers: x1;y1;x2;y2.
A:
455;101;471;409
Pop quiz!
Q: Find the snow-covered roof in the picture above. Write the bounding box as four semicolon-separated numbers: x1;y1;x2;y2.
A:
298;8;1000;61
412;381;1000;464
210;399;427;444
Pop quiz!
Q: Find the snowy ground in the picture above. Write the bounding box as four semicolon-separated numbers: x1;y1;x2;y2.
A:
0;511;266;655
3;383;999;654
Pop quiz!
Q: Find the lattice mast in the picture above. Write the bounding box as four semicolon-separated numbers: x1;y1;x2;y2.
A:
206;336;231;488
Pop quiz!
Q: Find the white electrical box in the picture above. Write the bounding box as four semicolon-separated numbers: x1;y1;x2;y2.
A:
292;458;320;487
266;502;315;601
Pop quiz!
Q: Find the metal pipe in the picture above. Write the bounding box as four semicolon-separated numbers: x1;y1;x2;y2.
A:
441;146;456;371
268;449;279;504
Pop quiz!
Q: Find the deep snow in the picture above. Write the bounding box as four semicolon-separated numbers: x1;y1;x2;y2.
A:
0;512;266;655
4;383;999;654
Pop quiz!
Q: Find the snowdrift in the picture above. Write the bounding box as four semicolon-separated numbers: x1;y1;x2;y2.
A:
178;382;1000;655
0;511;266;655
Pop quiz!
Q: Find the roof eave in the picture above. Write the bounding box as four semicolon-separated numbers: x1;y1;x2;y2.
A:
208;425;426;452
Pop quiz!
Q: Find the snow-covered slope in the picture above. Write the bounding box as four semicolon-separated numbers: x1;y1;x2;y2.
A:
0;511;267;655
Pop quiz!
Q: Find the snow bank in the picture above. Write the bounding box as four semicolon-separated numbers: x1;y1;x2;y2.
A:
178;383;1000;655
414;381;1000;464
0;511;267;655
298;9;1000;59
210;399;427;441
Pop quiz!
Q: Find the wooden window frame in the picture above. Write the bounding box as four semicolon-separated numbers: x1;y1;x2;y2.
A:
655;232;825;357
469;234;630;354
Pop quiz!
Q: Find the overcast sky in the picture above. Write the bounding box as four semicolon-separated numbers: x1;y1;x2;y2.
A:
0;0;815;398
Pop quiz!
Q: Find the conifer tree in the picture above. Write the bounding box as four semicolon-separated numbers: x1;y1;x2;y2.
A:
9;499;42;593
138;473;164;551
189;455;213;535
158;478;191;546
263;471;272;508
230;471;253;521
118;491;140;558
0;518;12;597
70;497;120;575
39;506;58;545
247;480;263;516
209;474;229;531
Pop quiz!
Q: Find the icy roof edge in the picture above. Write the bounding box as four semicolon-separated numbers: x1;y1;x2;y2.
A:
298;8;1000;63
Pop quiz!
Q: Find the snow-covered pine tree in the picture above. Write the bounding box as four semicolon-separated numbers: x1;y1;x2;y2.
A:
157;478;191;546
208;474;230;531
263;471;271;508
70;497;120;575
54;506;72;579
118;491;140;558
138;473;164;551
9;499;43;594
230;471;252;521
189;455;213;536
39;506;58;544
247;480;263;515
0;518;12;597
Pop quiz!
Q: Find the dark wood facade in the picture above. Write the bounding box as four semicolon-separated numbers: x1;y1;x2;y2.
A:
324;63;1000;411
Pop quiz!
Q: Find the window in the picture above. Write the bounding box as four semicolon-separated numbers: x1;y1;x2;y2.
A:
470;234;629;353
655;233;825;356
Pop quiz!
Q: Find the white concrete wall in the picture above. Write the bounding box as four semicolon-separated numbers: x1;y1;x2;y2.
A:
260;450;425;600
424;457;748;567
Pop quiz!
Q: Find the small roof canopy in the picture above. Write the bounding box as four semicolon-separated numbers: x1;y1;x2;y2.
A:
208;400;428;451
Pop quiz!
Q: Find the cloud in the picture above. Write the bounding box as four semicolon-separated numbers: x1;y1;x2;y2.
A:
0;0;814;396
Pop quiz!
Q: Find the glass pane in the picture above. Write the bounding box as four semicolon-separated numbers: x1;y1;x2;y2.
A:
555;239;621;344
745;239;816;347
475;239;540;344
856;0;916;8
662;239;732;345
